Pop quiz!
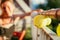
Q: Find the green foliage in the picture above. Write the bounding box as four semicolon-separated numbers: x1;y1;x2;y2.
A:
37;0;60;10
24;27;32;40
47;0;60;8
47;19;60;33
51;19;59;27
47;25;53;30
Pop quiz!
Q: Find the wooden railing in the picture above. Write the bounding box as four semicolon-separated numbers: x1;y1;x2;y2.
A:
12;8;60;40
31;9;60;40
31;25;60;40
13;9;60;40
13;0;60;40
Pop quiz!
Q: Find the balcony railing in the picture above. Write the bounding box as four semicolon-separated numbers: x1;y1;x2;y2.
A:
31;25;60;40
2;7;60;40
31;9;60;40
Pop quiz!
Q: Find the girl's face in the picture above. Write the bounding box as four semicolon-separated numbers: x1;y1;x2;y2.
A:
1;1;14;16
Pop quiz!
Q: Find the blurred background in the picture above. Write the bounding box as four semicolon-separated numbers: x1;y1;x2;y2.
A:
0;0;60;40
23;0;60;40
29;0;60;10
12;0;60;40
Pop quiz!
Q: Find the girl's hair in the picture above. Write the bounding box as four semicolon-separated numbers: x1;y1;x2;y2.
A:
1;0;13;4
0;0;14;18
0;0;1;5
